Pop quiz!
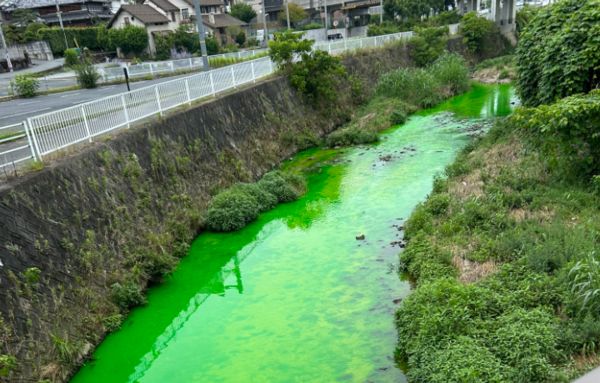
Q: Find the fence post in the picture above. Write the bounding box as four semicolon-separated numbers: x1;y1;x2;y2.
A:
344;39;348;50
231;66;236;88
81;106;93;143
23;120;38;161
185;78;192;105
209;71;216;96
121;94;130;128
268;59;273;74
189;57;193;69
237;51;241;59
251;61;256;83
170;61;175;73
155;87;163;116
360;39;363;49
26;117;43;161
149;64;154;77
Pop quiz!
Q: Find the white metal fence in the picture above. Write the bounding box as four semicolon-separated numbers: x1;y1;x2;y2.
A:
0;31;414;171
0;122;35;174
99;49;268;81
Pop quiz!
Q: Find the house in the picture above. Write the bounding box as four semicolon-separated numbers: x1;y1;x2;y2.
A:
107;4;171;54
0;0;113;26
107;0;247;55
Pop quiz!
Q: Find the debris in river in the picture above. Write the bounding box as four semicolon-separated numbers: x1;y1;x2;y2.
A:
356;234;366;240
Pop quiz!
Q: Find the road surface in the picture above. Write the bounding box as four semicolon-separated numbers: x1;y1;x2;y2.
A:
0;72;194;127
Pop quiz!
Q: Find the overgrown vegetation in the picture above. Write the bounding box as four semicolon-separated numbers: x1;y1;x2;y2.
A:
205;171;306;232
12;75;39;98
516;0;600;106
108;25;149;56
397;1;600;379
407;27;447;67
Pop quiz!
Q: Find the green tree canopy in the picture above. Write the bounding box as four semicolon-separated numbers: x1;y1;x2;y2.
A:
278;3;308;27
230;3;257;23
108;25;148;56
384;0;448;21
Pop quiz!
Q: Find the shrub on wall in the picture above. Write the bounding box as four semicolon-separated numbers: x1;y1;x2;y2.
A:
459;12;495;54
408;27;447;67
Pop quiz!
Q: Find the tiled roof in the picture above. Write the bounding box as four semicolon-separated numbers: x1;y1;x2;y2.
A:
202;13;246;28
0;0;109;10
147;0;178;12
108;4;170;27
183;0;224;7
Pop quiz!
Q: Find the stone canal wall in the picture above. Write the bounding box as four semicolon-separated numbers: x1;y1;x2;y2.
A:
0;43;412;382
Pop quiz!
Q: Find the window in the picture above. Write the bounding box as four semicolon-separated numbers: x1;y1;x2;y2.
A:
171;11;176;21
181;8;189;19
124;16;130;25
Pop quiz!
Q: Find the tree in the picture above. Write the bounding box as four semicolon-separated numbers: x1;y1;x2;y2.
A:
459;12;494;54
278;3;308;27
108;25;148;56
384;0;446;21
230;3;256;23
268;30;313;70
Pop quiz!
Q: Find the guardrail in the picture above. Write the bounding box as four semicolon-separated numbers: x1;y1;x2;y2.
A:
0;31;414;172
98;48;269;81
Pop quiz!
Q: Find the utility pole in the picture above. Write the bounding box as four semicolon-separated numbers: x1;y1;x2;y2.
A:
261;0;268;47
379;0;383;23
55;0;69;49
285;0;290;30
0;22;13;72
192;0;210;69
323;0;328;38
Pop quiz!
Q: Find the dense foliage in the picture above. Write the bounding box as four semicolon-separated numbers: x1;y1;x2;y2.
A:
268;30;313;70
205;171;306;232
377;52;469;108
230;3;257;23
75;60;100;89
383;0;453;21
512;90;600;180
278;3;308;27
516;0;600;106
108;26;149;56
64;48;79;67
12;75;39;98
460;12;496;54
38;27;105;55
407;27;447;67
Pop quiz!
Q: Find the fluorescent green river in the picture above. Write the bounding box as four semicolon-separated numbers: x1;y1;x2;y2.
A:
71;84;515;383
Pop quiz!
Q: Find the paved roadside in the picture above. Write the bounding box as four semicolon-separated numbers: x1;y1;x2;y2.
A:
0;72;194;126
574;367;600;383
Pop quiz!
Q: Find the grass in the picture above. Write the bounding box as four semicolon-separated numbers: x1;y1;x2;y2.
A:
396;101;600;381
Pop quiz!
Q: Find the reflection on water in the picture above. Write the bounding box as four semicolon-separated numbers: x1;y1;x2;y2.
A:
71;84;516;383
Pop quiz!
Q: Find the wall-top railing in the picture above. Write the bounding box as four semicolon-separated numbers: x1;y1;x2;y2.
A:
0;31;414;173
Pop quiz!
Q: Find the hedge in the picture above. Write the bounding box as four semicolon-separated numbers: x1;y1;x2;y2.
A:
38;27;105;55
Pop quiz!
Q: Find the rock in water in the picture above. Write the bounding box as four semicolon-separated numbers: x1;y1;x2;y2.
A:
356;234;365;240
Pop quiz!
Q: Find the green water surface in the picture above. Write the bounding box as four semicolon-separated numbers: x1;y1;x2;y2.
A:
71;84;515;383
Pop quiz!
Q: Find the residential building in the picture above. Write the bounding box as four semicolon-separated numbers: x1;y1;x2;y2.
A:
107;0;247;55
0;0;113;26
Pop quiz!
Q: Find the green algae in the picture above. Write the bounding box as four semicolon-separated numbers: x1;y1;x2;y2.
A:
71;84;516;383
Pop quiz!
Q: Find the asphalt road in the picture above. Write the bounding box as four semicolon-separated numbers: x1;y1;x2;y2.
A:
0;72;195;127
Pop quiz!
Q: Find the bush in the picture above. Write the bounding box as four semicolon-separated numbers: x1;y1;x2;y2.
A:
205;187;261;232
38;27;104;55
63;48;79;67
408;27;447;67
75;61;100;89
290;50;347;104
258;171;306;203
230;3;256;23
390;109;408;125
429;52;470;95
111;281;146;310
12;75;39;98
326;127;379;147
108;26;149;56
0;354;16;377
516;0;600;106
511;90;600;178
488;308;559;382
409;336;506;383
205;172;306;232
460;12;495;54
